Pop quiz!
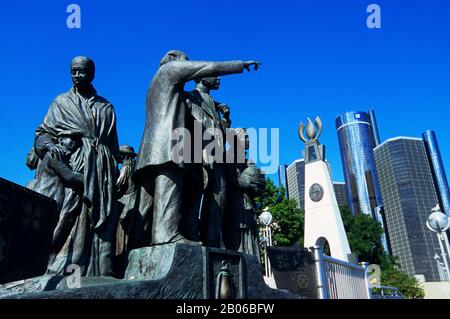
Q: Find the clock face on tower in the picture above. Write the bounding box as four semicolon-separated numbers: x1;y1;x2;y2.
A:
309;183;324;202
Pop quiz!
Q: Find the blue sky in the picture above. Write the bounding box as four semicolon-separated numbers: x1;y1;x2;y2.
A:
0;0;449;186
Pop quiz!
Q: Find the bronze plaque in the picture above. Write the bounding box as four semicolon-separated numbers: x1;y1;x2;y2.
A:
267;246;318;299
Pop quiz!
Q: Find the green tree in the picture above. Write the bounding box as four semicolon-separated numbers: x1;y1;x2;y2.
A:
270;198;304;246
380;262;425;299
339;206;388;266
255;179;304;246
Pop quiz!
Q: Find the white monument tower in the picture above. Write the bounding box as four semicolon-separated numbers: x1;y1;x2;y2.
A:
299;117;351;261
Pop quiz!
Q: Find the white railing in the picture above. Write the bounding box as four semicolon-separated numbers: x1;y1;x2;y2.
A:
312;246;372;299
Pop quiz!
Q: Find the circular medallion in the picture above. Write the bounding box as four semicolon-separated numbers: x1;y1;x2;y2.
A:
309;183;324;202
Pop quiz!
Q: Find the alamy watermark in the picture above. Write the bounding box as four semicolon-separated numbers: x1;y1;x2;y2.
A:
65;264;81;288
66;4;81;29
66;4;381;30
170;123;279;175
368;264;382;286
367;4;381;29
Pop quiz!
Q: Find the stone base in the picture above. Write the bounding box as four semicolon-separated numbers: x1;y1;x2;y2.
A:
0;244;304;299
0;177;58;284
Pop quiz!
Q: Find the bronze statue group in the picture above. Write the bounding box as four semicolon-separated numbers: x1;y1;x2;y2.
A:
25;51;266;278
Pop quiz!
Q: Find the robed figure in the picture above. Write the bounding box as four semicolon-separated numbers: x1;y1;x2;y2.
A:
31;57;120;276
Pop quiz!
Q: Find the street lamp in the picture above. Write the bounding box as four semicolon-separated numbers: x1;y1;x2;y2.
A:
259;207;273;277
259;207;273;227
426;204;450;281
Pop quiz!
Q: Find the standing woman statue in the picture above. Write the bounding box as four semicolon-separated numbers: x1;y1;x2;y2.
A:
30;56;121;276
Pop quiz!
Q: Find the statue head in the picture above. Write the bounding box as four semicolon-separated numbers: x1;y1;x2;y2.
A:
159;50;188;67
195;77;221;91
119;145;137;162
57;133;81;154
70;56;95;89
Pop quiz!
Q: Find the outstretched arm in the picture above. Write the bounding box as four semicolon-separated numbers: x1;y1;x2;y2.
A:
164;60;261;84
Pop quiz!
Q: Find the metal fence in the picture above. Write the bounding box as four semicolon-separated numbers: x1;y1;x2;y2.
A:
312;246;372;299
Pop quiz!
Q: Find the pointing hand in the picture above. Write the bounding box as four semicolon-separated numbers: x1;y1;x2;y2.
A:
243;61;261;72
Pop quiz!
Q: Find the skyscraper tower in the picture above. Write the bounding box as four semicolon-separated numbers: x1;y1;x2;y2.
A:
286;159;305;209
369;109;381;147
422;130;450;215
374;137;444;281
332;182;348;207
336;110;391;254
277;164;289;197
335;110;383;216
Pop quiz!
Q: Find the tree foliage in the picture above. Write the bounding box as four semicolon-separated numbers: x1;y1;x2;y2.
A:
380;263;425;299
255;179;304;246
339;206;388;266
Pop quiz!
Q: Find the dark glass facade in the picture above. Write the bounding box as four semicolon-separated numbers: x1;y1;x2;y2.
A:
422;130;450;215
374;137;444;281
278;164;289;197
333;182;348;207
369;109;381;147
286;159;305;209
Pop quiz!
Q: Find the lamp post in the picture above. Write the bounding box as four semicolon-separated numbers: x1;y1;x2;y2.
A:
259;207;273;277
426;204;450;281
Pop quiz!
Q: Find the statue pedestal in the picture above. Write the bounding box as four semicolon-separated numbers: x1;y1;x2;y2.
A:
122;243;303;299
0;178;58;284
0;244;303;299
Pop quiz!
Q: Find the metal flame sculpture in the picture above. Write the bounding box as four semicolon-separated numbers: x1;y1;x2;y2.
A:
298;116;323;143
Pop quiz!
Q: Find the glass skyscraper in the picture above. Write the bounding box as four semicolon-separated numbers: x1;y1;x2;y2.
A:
277;164;289;197
332;182;348;208
286;159;305;209
336;110;390;254
335;110;383;216
374;137;444;281
422;130;450;215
